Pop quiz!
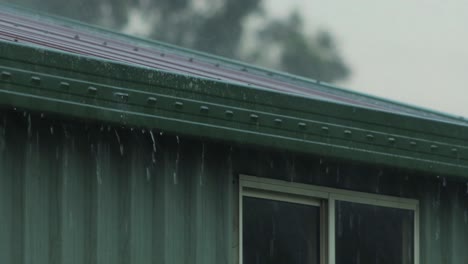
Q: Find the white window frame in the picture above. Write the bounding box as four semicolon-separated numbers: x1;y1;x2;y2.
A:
239;174;419;264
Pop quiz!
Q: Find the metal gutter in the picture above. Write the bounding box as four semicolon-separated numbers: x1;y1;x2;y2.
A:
0;42;467;178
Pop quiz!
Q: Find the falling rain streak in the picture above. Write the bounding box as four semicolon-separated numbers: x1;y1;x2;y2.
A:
114;129;124;156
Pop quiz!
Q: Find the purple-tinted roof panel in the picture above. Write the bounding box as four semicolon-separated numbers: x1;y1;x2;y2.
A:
0;7;466;126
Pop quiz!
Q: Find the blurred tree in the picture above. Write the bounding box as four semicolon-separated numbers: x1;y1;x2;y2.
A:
6;0;349;82
251;12;350;82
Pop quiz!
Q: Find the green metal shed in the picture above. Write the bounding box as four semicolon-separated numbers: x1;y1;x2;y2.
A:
0;5;467;264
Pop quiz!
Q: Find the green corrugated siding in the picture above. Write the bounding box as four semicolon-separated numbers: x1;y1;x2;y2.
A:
0;110;234;264
0;110;467;263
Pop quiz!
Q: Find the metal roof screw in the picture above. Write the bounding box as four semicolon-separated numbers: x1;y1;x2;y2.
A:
215;63;220;67
366;134;374;140
225;110;234;118
87;86;97;95
388;137;396;144
298;122;307;130
74;34;80;40
147;97;157;105
451;148;458;154
200;106;209;113
133;47;139;52
174;101;184;109
430;145;438;151
1;71;11;80
250;114;259;122
410;141;417;147
344;130;352;136
103;41;107;46
321;126;329;133
189;58;194;62
274;118;283;126
114;92;129;102
31;76;41;85
160;53;165;57
241;67;248;72
59;82;70;91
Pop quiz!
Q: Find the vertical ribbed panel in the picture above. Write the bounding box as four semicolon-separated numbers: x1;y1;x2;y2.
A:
0;110;467;263
0;111;234;264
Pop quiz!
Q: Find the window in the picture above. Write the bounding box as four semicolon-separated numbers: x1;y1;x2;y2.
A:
239;175;419;264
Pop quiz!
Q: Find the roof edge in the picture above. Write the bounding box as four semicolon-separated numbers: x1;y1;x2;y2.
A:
0;41;467;179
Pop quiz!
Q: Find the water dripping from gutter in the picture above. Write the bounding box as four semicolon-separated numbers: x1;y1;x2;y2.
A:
27;113;32;138
200;143;205;186
173;136;180;185
114;129;124;156
146;167;151;182
149;130;157;153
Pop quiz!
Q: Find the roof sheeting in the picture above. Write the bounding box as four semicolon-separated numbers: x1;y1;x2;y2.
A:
0;6;467;126
0;5;467;178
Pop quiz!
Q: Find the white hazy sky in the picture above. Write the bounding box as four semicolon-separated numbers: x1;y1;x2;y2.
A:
264;0;468;118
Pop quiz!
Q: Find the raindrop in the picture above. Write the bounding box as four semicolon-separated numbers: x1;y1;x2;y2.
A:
114;129;124;156
100;125;104;132
96;167;102;185
149;130;157;153
200;143;205;186
40;113;44;118
160;131;163;136
141;129;145;134
173;136;180;184
27;114;32;138
442;177;447;187
146;167;151;182
50;125;54;135
325;167;329;174
151;152;156;164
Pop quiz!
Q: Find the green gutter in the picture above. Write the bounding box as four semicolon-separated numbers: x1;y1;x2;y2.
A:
0;42;467;178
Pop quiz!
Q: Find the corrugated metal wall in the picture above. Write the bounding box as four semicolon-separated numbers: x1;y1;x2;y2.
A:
0;111;235;264
0;110;467;263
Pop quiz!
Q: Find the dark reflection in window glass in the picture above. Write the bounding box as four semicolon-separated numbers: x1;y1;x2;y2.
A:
243;197;320;264
336;201;414;264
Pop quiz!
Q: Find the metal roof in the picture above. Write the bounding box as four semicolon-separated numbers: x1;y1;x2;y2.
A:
0;6;466;126
0;5;467;178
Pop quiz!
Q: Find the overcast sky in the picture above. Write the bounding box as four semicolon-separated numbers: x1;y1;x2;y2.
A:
264;0;468;118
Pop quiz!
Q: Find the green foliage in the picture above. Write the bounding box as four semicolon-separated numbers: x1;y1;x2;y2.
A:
7;0;349;82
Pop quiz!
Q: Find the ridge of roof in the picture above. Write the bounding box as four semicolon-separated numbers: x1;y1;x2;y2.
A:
0;3;467;127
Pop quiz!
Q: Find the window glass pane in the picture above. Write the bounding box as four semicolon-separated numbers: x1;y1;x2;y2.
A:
335;201;414;264
243;196;320;264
